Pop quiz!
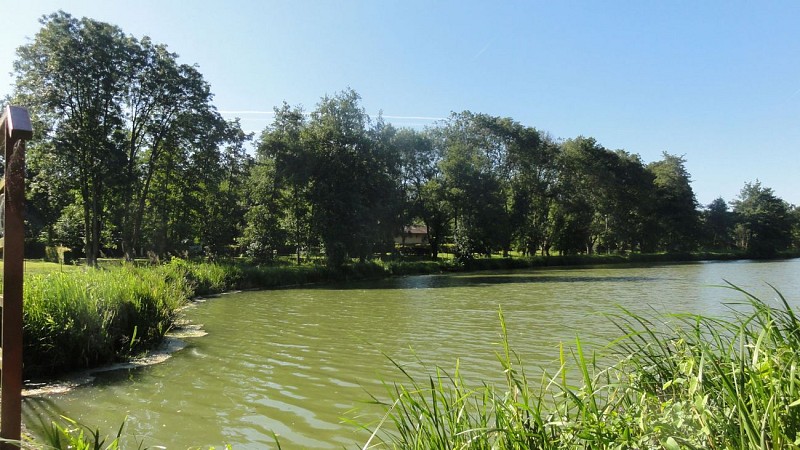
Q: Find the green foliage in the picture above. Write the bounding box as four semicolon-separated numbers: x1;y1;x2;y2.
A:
647;153;700;252
364;286;800;449
305;90;402;267
239;154;289;263
439;112;511;258
36;416;131;450
703;197;734;250
23;265;189;377
731;181;793;257
13;11;250;265
11;10;797;266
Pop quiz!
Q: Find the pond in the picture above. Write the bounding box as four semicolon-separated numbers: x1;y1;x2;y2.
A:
24;259;800;448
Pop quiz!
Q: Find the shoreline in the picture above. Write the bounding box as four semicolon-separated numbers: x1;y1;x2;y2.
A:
21;252;800;386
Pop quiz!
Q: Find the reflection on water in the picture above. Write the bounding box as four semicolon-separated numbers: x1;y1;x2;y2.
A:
25;259;800;449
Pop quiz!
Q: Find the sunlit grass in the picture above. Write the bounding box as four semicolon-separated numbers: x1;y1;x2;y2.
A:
23;263;192;377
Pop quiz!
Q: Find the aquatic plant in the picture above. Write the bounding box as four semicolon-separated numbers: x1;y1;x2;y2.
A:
23;265;190;377
362;285;800;449
36;416;129;450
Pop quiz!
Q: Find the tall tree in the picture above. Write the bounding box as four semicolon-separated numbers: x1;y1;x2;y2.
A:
247;103;310;263
301;89;402;267
13;11;130;266
507;128;558;256
195;119;252;256
647;153;699;252
438;112;509;260
731;181;792;257
789;206;800;250
118;39;220;260
13;12;236;263
703;197;733;249
393;128;448;258
553;137;613;254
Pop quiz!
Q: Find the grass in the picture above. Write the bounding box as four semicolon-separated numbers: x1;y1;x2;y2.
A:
361;284;800;449
23;263;192;377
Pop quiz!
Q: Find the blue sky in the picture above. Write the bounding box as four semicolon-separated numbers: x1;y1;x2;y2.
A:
3;1;799;206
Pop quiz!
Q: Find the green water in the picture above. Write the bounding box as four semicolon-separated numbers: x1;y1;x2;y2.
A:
24;259;800;448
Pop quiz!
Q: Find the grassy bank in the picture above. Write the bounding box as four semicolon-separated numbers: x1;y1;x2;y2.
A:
17;251;800;378
20;258;398;378
24;263;192;377
363;285;800;448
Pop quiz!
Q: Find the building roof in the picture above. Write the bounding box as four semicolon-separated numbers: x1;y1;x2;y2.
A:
403;225;427;235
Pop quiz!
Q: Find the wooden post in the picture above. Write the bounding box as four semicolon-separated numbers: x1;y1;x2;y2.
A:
0;106;31;448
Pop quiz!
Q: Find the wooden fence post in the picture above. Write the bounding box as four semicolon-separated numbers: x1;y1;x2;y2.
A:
0;105;31;448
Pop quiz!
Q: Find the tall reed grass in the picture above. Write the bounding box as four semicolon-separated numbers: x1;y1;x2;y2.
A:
363;285;800;449
24;264;192;377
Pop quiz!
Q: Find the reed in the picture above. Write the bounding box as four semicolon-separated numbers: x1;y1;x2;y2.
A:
363;285;800;449
23;265;190;377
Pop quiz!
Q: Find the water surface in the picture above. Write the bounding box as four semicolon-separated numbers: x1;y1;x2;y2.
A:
25;259;800;448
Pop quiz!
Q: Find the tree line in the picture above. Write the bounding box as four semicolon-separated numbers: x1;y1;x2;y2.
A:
6;12;800;267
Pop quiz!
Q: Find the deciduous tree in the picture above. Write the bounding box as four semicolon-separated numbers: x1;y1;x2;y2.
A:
731;181;792;257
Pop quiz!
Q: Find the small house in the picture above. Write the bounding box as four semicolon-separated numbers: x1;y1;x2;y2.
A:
394;225;429;246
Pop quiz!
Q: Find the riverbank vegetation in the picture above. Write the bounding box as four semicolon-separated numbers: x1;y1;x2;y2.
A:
363;286;800;448
5;11;800;271
17;251;799;379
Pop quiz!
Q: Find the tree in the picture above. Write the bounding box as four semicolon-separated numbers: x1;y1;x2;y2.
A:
507;128;558;256
702;197;733;249
548;138;656;255
13;12;238;263
607;150;656;253
438;112;510;260
118;39;222;260
239;159;285;262
256;103;312;263
13;11;130;265
553;137;616;254
194;120;252;257
730;181;792;257
418;178;450;259
300;89;402;267
647;153;699;252
790;206;800;250
393;128;447;258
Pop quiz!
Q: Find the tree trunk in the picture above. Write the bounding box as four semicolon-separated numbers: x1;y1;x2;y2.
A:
82;200;93;267
85;181;102;268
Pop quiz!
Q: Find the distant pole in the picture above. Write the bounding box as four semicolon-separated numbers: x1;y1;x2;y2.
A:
0;106;31;448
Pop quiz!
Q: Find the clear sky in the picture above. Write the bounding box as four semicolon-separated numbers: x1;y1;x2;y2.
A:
3;1;799;207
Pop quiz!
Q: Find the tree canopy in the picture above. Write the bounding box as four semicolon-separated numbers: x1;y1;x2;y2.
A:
7;12;798;267
11;11;249;265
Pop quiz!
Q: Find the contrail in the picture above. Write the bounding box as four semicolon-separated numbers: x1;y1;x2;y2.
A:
219;110;275;115
472;42;491;60
382;115;444;121
220;110;444;122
